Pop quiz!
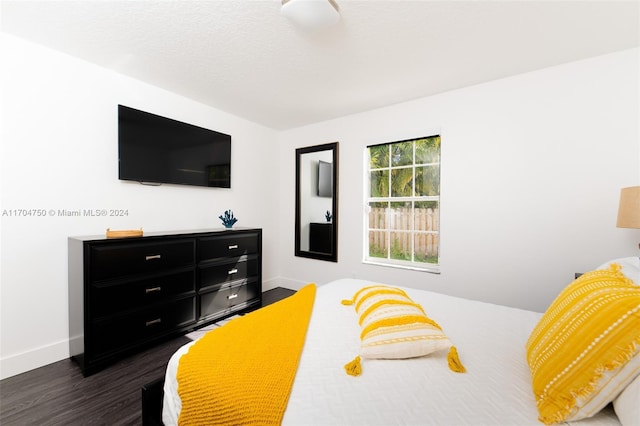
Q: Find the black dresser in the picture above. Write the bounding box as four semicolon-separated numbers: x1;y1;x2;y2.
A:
68;228;262;376
309;222;332;253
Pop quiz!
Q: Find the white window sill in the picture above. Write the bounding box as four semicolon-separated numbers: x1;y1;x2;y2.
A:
363;259;441;274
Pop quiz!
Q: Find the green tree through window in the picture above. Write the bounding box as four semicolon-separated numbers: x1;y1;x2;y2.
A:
366;135;440;271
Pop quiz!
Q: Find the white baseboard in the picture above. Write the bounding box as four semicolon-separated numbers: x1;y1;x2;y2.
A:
0;339;69;380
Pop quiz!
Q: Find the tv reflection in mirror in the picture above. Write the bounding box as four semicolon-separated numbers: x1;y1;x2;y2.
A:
318;160;332;197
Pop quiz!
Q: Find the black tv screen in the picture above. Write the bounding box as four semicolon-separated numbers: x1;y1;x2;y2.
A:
118;105;231;188
318;160;332;197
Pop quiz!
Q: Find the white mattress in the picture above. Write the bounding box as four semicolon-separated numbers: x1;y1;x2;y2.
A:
163;278;620;425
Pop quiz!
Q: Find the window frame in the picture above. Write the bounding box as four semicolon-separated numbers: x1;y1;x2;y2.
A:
363;135;441;274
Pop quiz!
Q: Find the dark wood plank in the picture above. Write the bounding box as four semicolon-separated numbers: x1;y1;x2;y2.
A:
262;286;296;307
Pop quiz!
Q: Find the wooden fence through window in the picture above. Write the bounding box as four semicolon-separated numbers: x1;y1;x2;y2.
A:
369;207;439;258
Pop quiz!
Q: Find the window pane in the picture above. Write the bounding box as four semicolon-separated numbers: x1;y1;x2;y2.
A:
389;202;411;230
391;167;413;197
369;145;389;169
415;136;440;165
368;202;388;230
415;165;440;196
414;202;439;231
414;232;439;264
390;231;412;261
370;170;389;198
391;141;413;167
368;230;387;258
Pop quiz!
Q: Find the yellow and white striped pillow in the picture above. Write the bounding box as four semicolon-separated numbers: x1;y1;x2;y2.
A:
525;263;640;425
349;285;451;359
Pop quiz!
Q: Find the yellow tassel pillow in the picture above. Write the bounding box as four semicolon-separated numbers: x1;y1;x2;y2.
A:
343;285;452;359
525;263;640;425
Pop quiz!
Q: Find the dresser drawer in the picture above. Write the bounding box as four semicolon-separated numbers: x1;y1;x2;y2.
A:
91;270;195;317
199;256;258;290
197;233;258;261
199;280;260;320
91;297;196;356
90;239;195;281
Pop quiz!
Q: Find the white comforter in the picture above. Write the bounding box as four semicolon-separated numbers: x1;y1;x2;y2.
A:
163;278;620;425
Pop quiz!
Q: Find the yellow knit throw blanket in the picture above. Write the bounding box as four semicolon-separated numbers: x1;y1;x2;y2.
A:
177;284;316;426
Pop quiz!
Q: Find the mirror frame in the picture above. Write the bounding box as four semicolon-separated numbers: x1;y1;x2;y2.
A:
295;142;339;262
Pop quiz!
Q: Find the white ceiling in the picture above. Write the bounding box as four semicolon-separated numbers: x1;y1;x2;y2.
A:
2;0;639;130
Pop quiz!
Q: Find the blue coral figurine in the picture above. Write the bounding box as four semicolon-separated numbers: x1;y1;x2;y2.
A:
325;210;332;222
219;210;238;228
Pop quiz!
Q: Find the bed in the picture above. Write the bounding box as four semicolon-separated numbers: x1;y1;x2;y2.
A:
161;261;640;426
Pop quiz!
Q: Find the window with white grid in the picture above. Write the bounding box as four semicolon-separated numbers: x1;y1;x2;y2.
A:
365;135;440;273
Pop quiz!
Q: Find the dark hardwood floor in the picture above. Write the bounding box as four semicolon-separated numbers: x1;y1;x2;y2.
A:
0;335;190;426
0;287;295;426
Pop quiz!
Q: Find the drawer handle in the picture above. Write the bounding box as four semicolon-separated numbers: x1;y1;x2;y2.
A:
228;244;239;250
145;286;162;294
228;268;238;275
227;294;238;300
145;254;162;261
145;318;162;326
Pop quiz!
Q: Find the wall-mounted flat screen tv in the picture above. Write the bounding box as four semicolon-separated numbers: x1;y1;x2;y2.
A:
118;105;231;188
318;160;332;197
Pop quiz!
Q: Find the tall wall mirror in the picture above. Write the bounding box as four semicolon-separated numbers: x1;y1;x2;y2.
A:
295;142;338;262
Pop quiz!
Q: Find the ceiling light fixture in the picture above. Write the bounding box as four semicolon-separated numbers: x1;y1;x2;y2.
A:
281;0;340;32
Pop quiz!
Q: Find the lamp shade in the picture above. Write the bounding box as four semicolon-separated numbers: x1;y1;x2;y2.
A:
281;0;340;31
617;186;640;229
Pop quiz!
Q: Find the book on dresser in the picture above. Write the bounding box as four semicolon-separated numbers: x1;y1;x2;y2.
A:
68;228;262;376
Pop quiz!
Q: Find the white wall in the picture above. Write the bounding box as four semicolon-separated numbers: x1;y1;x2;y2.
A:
0;33;280;379
2;31;638;380
278;48;640;313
